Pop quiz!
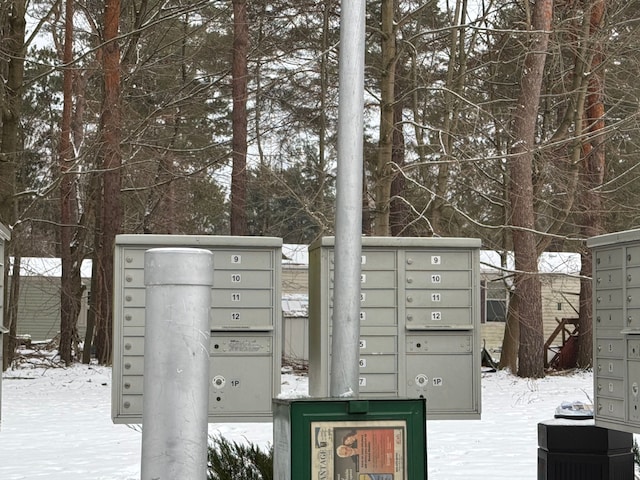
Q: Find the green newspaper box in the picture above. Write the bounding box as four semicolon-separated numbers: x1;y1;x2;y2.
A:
273;398;427;480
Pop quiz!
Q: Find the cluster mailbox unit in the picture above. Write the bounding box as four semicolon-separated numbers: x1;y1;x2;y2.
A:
308;236;482;420
112;235;282;423
588;228;640;433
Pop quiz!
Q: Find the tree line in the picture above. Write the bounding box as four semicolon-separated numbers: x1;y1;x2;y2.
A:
1;0;638;378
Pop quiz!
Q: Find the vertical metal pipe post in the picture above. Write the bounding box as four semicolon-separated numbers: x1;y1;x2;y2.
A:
141;248;213;480
330;0;366;398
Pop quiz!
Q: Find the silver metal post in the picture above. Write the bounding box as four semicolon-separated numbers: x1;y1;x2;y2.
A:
141;248;213;480
330;0;366;398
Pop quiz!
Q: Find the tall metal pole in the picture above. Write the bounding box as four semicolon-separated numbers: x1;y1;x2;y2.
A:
141;248;213;480
330;0;366;398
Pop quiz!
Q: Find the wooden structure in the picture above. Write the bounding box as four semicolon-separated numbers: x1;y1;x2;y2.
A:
544;317;579;369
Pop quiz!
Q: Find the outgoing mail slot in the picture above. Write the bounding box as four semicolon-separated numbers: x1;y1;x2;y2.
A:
406;334;472;354
210;335;273;354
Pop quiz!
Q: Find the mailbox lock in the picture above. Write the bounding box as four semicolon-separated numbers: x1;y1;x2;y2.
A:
212;375;226;389
633;382;639;397
415;374;428;387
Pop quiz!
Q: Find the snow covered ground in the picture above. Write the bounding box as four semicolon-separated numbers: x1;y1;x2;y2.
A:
0;359;628;479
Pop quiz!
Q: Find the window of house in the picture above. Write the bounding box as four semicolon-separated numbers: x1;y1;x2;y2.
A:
482;278;508;322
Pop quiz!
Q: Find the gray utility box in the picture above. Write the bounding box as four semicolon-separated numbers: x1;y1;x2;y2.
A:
112;235;282;424
308;236;482;420
588;228;640;434
0;223;10;428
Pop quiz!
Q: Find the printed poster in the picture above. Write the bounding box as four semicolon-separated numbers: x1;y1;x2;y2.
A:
311;420;407;480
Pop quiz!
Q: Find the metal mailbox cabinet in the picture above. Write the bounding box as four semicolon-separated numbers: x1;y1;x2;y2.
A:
112;235;282;423
588;228;640;434
308;236;482;420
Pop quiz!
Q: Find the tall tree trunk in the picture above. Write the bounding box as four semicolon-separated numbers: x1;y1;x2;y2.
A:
0;0;26;369
4;256;20;370
373;0;396;236
508;0;553;379
93;0;122;365
230;0;249;235
59;0;80;366
577;0;606;369
390;93;407;237
431;0;467;235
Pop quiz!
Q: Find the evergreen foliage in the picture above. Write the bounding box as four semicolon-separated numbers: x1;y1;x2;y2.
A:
207;435;273;480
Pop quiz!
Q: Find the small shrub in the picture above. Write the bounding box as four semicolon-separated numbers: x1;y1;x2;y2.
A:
207;435;272;480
